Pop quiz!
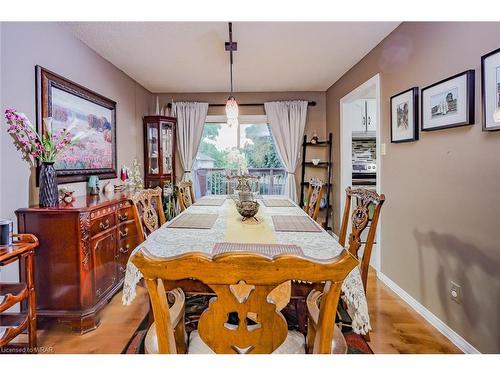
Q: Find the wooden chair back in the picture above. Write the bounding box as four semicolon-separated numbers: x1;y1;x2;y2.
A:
131;187;166;241
304;179;325;222
132;250;358;354
339;187;385;291
177;180;195;212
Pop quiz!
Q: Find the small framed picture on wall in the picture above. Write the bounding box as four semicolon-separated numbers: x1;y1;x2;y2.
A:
421;70;475;131
390;87;419;143
481;47;500;131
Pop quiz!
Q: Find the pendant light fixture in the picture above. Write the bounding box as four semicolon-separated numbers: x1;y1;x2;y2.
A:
225;22;238;127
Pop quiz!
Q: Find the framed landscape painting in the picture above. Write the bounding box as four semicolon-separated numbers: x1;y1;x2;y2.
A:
421;70;475;131
481;47;500;131
36;66;117;183
390;87;419;143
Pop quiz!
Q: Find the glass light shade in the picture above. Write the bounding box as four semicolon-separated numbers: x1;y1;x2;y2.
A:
225;96;239;127
493;108;500;123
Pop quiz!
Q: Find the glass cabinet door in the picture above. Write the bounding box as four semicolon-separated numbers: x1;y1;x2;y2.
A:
160;121;173;175
146;123;159;175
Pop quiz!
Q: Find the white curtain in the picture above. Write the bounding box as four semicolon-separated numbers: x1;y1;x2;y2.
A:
171;102;209;181
264;100;308;203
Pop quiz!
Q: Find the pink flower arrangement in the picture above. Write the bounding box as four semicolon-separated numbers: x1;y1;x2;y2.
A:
4;108;85;165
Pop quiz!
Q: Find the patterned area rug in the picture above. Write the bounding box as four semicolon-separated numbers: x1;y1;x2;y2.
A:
123;295;372;354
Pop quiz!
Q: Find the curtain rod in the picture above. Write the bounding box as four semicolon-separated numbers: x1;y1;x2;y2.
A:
166;100;316;108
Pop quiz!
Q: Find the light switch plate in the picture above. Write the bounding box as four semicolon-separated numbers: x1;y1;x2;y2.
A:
381;143;386;155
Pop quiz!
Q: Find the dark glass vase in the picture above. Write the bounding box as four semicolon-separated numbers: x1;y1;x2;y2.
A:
39;162;59;207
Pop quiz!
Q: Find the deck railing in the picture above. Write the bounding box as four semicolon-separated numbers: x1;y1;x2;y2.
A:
194;168;286;197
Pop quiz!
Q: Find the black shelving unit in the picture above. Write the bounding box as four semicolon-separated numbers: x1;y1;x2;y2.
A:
299;132;333;231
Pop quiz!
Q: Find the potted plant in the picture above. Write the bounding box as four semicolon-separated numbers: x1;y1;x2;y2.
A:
4;109;85;207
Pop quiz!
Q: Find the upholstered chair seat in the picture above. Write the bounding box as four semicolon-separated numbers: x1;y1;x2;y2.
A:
146;327;305;354
145;316;347;354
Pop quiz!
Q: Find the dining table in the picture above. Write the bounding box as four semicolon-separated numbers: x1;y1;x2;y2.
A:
122;195;371;335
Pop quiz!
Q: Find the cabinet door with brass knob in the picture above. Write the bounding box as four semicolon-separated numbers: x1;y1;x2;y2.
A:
91;231;117;303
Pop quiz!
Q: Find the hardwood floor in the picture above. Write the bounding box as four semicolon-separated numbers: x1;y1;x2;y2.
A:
36;269;461;354
36;288;150;354
366;268;461;354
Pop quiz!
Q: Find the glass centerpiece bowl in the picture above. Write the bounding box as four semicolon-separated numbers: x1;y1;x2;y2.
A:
228;174;260;222
235;199;260;222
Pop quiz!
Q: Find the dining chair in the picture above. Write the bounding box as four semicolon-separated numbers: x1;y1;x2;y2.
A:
132;249;358;354
304;178;325;222
177;180;195;212
338;187;385;291
131;187;166;242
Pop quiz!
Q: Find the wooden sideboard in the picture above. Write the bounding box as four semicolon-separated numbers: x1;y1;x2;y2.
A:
16;192;141;334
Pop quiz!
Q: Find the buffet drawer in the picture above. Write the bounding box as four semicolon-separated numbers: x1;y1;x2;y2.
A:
116;235;139;278
117;221;138;240
117;205;135;224
90;212;116;237
117;235;138;259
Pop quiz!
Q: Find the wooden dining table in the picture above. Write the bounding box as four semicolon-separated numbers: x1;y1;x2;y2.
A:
122;195;371;335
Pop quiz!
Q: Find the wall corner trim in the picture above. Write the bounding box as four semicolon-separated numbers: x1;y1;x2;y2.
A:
376;271;481;354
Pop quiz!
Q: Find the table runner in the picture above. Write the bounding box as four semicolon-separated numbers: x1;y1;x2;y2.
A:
223;201;291;310
224;201;275;243
122;196;371;334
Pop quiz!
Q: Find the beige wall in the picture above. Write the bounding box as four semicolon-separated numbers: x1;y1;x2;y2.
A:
1;22;151;280
0;23;3;220
1;22;151;213
326;22;500;353
155;92;329;207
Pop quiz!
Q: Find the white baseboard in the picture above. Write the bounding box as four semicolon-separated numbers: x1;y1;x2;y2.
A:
376;271;480;354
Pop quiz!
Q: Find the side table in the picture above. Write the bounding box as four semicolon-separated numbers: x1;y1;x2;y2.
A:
0;234;38;351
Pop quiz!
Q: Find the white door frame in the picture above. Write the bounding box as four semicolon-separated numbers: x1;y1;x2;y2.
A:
339;73;382;271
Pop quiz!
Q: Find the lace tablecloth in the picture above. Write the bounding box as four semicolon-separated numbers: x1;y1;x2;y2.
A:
122;196;371;334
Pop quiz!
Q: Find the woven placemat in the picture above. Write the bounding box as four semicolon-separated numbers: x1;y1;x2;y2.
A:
193;198;226;206
262;199;295;207
166;213;218;229
212;242;304;256
272;215;322;232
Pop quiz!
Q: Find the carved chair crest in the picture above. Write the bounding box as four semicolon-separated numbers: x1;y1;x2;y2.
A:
198;281;288;354
132;187;166;240
304;178;325;221
177;180;195;211
339;187;385;290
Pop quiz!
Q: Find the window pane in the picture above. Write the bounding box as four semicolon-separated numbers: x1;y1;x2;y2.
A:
196;123;236;168
193;122;285;197
146;123;159;174
240;124;283;169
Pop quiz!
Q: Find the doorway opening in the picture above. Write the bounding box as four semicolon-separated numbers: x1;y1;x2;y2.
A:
339;74;382;272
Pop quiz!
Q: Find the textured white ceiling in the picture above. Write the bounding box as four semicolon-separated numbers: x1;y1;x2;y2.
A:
63;22;400;93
